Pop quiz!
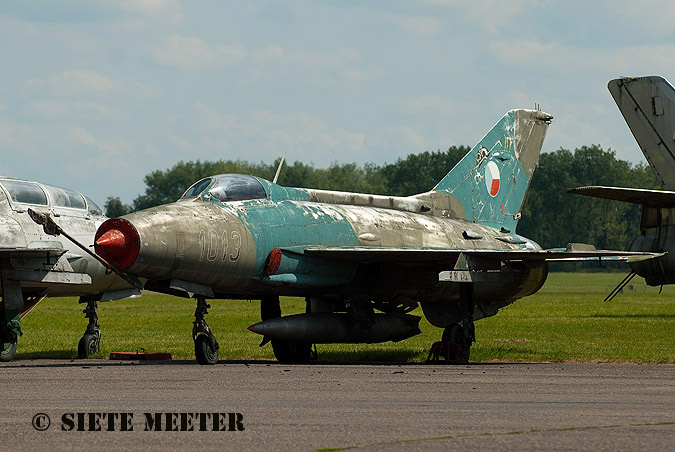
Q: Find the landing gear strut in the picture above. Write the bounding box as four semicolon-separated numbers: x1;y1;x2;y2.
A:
77;296;101;359
1;269;23;362
427;283;475;364
193;295;219;365
260;295;313;363
0;304;19;362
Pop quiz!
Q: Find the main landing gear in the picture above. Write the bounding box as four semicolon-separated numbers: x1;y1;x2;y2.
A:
0;305;19;362
77;295;102;359
1;271;24;362
193;295;219;365
260;295;313;363
427;283;476;364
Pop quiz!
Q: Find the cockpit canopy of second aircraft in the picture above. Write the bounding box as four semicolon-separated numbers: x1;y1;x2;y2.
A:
0;178;104;216
182;174;267;203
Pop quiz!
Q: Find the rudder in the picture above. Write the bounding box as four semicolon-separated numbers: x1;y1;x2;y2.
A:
609;76;675;190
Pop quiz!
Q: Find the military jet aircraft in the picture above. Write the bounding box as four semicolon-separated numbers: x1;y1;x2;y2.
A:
570;76;675;289
0;178;139;361
59;108;658;366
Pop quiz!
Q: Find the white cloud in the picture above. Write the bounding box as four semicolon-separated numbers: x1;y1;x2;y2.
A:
422;0;540;33
68;124;132;155
384;14;443;36
285;48;359;69
152;34;246;69
191;102;366;164
23;99;115;120
25;70;113;97
489;39;675;75
152;37;373;83
118;0;182;23
0;0;183;25
252;45;286;63
0;118;33;148
386;125;438;154
23;70;163;99
614;1;675;39
400;95;457;115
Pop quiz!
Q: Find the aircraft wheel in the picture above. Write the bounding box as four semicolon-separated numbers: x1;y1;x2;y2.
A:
441;324;470;363
195;334;219;365
77;334;99;359
271;340;312;364
0;340;17;362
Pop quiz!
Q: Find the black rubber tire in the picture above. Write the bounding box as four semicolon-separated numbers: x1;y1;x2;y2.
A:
441;324;470;363
195;335;219;365
77;334;99;359
0;340;17;362
271;340;312;363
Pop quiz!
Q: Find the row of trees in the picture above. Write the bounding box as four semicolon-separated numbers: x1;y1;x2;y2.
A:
105;145;658;252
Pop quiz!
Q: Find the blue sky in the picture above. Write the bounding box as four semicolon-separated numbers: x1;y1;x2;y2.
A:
1;0;674;206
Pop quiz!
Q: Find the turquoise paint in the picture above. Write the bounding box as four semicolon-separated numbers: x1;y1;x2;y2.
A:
192;175;357;281
434;110;530;232
238;198;359;276
254;178;311;202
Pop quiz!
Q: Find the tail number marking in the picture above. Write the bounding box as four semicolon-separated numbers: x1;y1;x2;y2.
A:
198;230;241;263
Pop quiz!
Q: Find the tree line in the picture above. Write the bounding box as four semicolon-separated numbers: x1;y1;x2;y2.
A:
105;145;658;252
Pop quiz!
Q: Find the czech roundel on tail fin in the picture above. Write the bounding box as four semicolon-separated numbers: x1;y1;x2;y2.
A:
429;109;552;232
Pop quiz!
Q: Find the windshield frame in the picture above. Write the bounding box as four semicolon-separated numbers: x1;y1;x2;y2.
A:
182;174;268;203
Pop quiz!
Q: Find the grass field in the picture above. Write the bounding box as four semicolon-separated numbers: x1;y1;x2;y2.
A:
15;272;675;363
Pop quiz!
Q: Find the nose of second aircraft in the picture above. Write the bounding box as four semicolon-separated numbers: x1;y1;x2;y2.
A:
94;218;140;270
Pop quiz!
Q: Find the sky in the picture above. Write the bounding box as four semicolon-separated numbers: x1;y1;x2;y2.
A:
1;0;675;207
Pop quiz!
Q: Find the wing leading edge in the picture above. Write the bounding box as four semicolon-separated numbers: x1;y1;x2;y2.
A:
302;245;661;266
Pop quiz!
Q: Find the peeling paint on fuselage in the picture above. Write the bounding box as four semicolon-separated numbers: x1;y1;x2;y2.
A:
117;109;553;319
123;188;546;313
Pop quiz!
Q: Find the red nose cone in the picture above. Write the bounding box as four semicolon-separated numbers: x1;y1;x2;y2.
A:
94;218;140;270
96;229;127;250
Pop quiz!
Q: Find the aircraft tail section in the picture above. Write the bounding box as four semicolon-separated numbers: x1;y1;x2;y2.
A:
609;76;675;189
432;109;552;232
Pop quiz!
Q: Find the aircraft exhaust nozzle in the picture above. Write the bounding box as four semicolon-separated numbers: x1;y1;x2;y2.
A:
248;312;422;344
94;218;141;270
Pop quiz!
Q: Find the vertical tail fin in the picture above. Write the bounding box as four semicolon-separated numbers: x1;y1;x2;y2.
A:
609;76;675;190
432;109;552;232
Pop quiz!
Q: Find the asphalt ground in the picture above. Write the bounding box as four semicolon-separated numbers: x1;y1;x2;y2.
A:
1;359;673;451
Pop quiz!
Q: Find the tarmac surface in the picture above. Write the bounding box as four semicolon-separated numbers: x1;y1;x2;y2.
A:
0;359;673;451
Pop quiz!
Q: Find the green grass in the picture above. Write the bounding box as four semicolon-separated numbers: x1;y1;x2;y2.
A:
16;273;675;363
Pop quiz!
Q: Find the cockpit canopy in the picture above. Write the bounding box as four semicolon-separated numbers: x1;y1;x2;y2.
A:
0;178;104;215
182;174;267;202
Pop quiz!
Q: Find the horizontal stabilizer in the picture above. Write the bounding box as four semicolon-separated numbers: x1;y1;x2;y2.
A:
568;185;675;207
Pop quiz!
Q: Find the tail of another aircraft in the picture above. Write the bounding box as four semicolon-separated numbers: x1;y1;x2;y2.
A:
430;109;552;232
609;76;675;190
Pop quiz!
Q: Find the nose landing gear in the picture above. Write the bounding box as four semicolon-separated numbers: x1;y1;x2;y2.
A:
77;296;101;358
193;295;219;365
